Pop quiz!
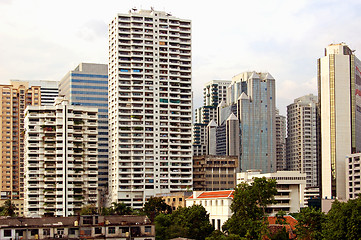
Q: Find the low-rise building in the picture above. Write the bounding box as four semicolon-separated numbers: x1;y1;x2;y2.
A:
237;170;306;214
186;190;234;230
156;192;192;211
0;215;154;240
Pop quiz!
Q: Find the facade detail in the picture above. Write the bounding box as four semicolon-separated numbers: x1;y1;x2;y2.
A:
203;80;231;107
24;98;98;217
193;155;238;191
346;153;361;200
286;94;318;187
318;43;361;199
108;9;192;207
0;81;41;200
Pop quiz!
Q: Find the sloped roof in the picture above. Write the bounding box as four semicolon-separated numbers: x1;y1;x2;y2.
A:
267;216;298;229
187;190;234;199
207;119;217;127
226;113;238;121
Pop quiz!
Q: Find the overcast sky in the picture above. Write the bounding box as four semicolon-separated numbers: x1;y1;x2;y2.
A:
1;0;361;115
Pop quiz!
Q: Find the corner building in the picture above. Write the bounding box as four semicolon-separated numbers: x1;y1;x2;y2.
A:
108;9;192;207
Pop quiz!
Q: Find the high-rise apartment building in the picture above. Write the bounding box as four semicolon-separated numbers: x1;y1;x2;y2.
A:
0;81;41;200
24;98;98;217
275;109;286;171
318;43;361;199
203;80;231;107
59;63;109;196
286;94;318;187
108;9;192;207
229;72;276;173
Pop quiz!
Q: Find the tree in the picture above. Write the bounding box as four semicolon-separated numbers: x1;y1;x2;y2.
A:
323;198;361;240
222;177;277;239
294;207;325;240
79;204;98;215
0;200;17;217
111;202;133;215
206;230;242;240
155;204;214;240
142;197;172;222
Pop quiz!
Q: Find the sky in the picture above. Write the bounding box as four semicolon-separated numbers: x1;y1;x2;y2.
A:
1;0;361;115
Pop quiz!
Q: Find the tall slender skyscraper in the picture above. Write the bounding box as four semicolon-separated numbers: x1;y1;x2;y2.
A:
0;81;41;200
108;9;192;207
318;43;361;199
286;94;318;187
275;109;286;171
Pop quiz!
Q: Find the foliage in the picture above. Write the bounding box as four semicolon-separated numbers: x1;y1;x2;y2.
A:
222;177;277;239
206;230;242;240
294;207;325;240
111;202;133;215
79;204;98;215
155;204;214;240
0;200;17;217
323;198;361;240
142;197;172;222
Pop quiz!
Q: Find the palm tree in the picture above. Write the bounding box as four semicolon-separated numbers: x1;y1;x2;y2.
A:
1;200;17;216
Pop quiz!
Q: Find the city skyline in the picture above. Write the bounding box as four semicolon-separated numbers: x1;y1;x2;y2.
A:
1;0;361;115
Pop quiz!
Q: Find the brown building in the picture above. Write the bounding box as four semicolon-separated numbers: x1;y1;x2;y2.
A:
0;81;41;200
0;215;154;239
193;155;238;191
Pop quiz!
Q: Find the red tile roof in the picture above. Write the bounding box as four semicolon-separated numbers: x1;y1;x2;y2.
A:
267;216;298;230
187;190;234;199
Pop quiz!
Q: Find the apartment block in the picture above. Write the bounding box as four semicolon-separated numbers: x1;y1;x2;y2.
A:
286;94;318;187
11;80;59;105
318;43;361;199
24;98;98;217
108;9;192;207
193;123;207;156
203;80;231;107
0;81;41;200
346;153;361;200
59;63;108;196
237;170;306;214
193;155;238;191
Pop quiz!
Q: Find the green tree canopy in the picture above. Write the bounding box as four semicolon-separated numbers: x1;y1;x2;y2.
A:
79;204;98;215
222;177;277;239
0;200;17;217
142;196;172;222
155;204;214;240
294;207;325;240
323;198;361;240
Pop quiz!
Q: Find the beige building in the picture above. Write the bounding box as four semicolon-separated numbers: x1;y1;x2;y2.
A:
346;153;361;200
237;170;306;214
318;43;361;200
0;81;41;201
157;192;192;210
193;155;238;191
24;98;98;217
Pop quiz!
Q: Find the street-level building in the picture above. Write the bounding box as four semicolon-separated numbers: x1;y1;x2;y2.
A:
237;170;306;214
24;98;98;217
108;9;192;207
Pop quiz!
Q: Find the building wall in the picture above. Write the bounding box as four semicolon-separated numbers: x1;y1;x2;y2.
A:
203;80;231;107
275;109;286;171
193;155;238;191
24;98;98;217
0;82;41;201
108;9;192;207
346;153;361;200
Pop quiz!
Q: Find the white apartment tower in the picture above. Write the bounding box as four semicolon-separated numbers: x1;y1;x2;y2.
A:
24;98;98;217
318;43;361;200
286;94;318;188
108;9;192;207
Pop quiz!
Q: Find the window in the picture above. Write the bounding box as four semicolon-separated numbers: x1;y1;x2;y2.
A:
31;229;39;236
108;227;116;234
145;226;152;233
4;230;11;237
95;227;102;234
43;229;50;236
69;228;77;235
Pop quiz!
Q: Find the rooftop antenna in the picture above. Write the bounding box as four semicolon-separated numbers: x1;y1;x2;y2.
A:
151;6;154;11
132;7;137;12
